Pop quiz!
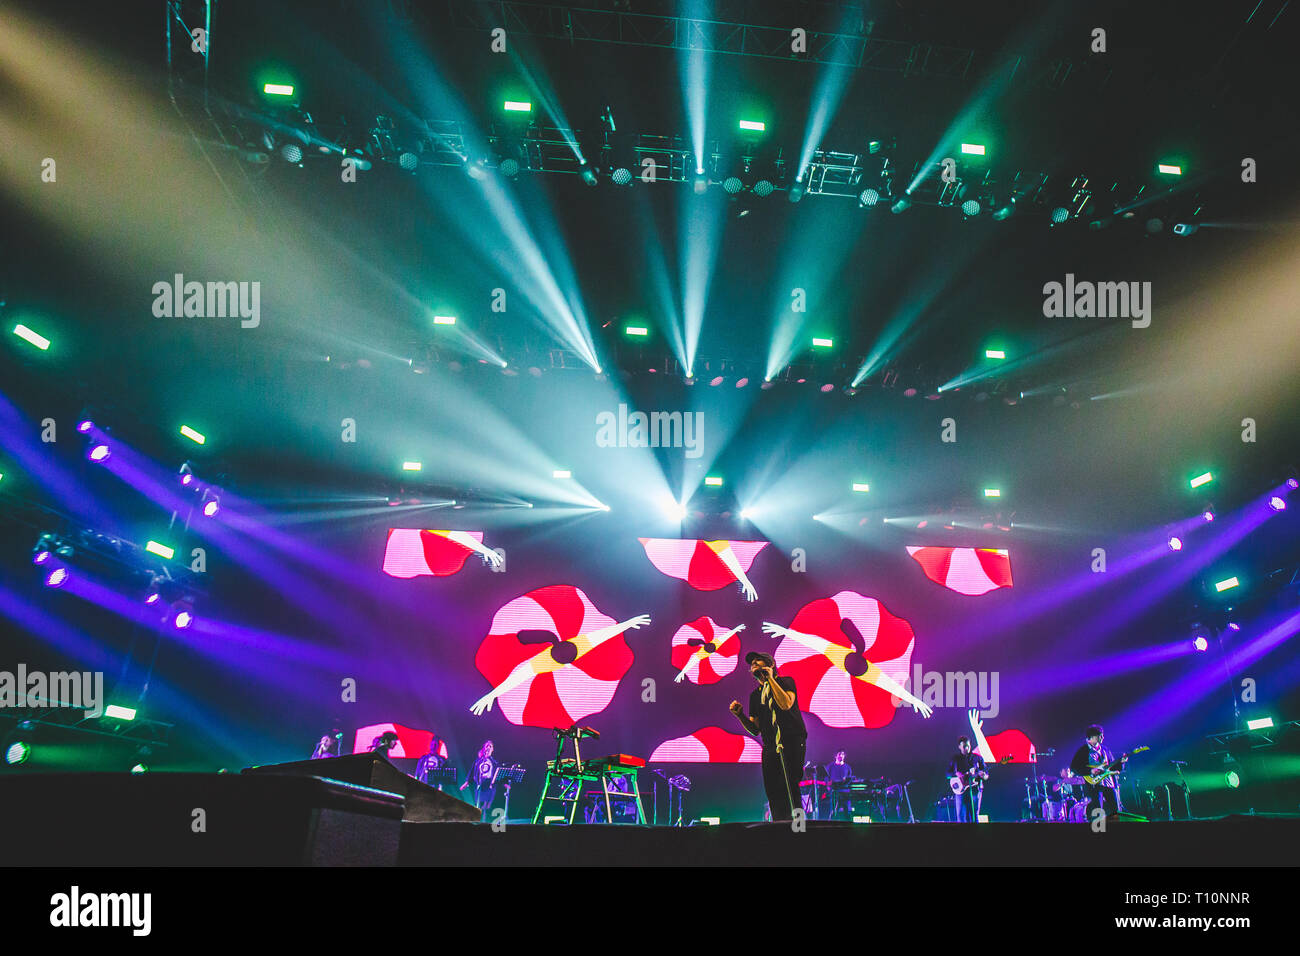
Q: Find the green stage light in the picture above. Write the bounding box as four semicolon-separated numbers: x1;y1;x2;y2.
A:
985;349;1006;359
984;488;1001;498
552;470;572;479
145;540;175;560
738;120;765;132
104;705;136;721
1214;576;1240;593
811;337;833;349
1189;471;1213;489
12;324;50;350
401;461;422;472
432;315;456;326
4;741;30;765
1225;770;1240;788
503;100;532;113
852;482;870;493
625;326;648;337
699;816;720;825
1157;163;1183;175
960;143;986;156
179;425;206;445
1246;717;1274;731
704;476;723;487
263;83;295;97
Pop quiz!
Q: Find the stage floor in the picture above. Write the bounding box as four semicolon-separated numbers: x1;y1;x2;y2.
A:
399;816;1298;867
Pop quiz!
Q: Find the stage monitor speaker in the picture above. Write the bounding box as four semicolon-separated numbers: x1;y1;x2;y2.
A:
244;753;481;822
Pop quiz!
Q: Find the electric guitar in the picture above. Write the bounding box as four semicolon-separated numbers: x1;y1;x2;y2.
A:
1082;746;1149;785
949;754;1012;794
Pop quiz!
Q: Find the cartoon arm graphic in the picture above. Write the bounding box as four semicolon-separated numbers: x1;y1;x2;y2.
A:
761;622;933;718
471;614;651;715
710;541;757;601
440;531;503;569
673;624;745;683
968;708;996;763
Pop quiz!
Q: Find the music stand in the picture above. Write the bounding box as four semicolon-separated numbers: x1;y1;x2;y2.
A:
425;766;459;793
493;765;526;821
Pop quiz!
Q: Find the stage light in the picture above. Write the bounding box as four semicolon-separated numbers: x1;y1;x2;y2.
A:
1145;217;1164;234
398;152;418;172
131;763;149;774
503;100;532;113
466;157;489;180
144;589;160;605
738;120;765;132
819;383;834;393
753;180;774;198
960;143;985;156
105;705;136;721
709;376;724;387
580;161;598;186
811;337;833;349
1168;536;1183;551
45;567;68;588
983;488;1001;498
500;158;520;178
852;483;870;493
201;494;220;518
625;326;648;337
985;349;1005;359
1050;207;1069;224
891;197;910;214
788;181;804;203
699;817;721;826
180;425;206;445
13;324;51;350
145;540;175;560
1214;576;1240;593
1268;496;1286;512
1193;635;1208;652
1246;717;1274;731
33;550;49;565
611;166;633;186
859;188;880;207
961;199;981;217
280;144;303;164
172;607;194;629
1173;223;1198;236
1203;509;1215;522
402;461;422;472
552;470;572;479
723;176;743;194
1157;163;1183;175
263;83;294;96
1226;622;1241;631
664;500;687;522
432;315;457;325
4;741;30;766
1189;471;1213;489
88;444;110;462
704;476;723;487
992;197;1016;221
77;419;93;433
1287;479;1298;490
1225;770;1240;788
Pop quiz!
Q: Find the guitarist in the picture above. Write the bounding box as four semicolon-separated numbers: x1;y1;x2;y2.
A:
947;736;988;822
1069;725;1126;819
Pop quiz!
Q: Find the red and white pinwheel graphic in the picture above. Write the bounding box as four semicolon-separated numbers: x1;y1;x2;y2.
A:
650;726;761;763
671;617;744;684
966;710;1036;764
352;722;435;758
906;546;1012;596
761;591;932;729
471;585;650;727
383;529;503;577
637;538;767;601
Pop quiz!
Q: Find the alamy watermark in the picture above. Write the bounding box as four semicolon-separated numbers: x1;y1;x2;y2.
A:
0;664;104;718
151;273;260;328
596;403;704;459
907;662;999;718
1042;273;1151;328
